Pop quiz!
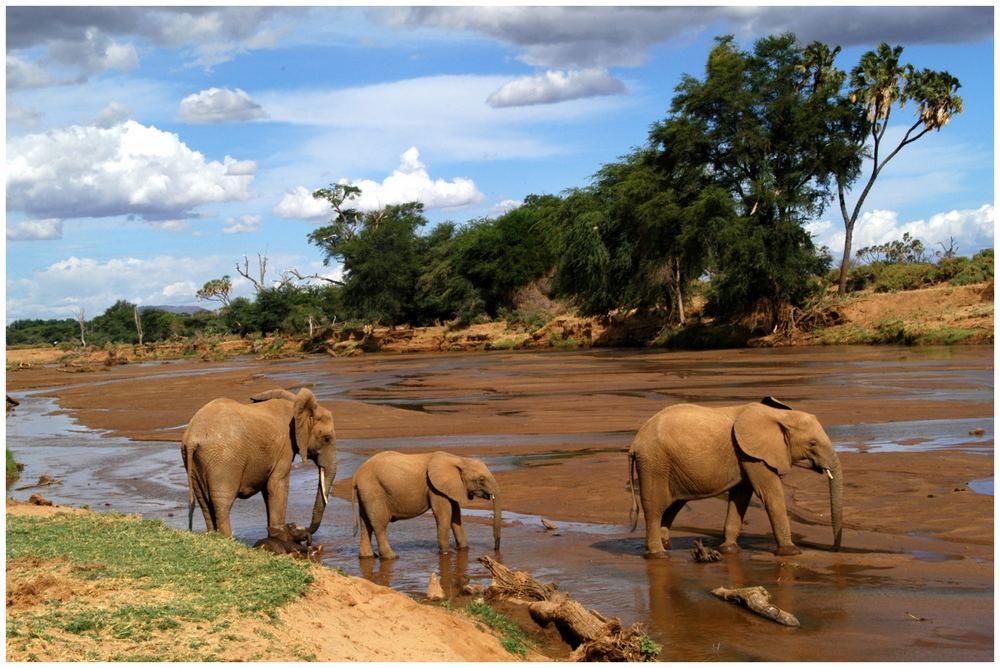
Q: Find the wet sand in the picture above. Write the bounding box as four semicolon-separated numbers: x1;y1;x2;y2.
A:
5;345;993;661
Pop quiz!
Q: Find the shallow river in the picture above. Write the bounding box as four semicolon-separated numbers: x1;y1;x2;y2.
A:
6;345;993;661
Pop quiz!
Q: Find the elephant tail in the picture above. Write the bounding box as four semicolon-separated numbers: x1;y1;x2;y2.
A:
183;439;197;532
628;448;639;532
351;481;359;537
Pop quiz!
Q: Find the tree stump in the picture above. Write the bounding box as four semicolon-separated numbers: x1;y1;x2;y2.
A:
477;555;659;661
426;572;445;601
711;585;800;627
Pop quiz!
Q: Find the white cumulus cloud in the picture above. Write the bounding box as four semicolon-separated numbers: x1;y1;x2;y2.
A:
6;120;255;221
223;214;262;234
807;204;995;261
274;147;483;220
350;147;483;211
93;101;133;128
7;218;63;241
487;69;626;107
178;87;268;123
273;186;332;221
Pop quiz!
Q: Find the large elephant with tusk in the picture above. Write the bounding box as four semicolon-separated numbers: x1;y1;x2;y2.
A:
628;397;843;557
181;388;337;539
351;451;502;560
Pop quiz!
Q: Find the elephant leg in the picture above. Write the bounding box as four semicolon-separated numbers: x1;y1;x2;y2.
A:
365;503;398;560
213;496;236;537
264;475;290;530
357;505;376;559
191;479;215;532
720;481;753;553
637;465;671;555
660;500;687;549
430;494;455;554
743;461;801;556
451;507;468;551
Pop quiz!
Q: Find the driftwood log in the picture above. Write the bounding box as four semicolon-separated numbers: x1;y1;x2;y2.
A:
692;539;722;563
711;585;800;627
478;555;658;661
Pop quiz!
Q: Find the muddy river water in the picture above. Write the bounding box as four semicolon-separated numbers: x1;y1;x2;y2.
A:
5;345;994;661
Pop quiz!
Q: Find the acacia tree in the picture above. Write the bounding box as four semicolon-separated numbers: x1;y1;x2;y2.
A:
834;43;963;292
196;275;233;307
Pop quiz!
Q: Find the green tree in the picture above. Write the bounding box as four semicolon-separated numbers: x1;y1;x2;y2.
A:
412;222;485;325
310;202;427;325
451;196;562;317
90;300;142;344
834;43;963;292
653;34;841;328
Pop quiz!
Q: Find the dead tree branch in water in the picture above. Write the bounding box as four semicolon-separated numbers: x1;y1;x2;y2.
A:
711;585;800;627
477;555;660;661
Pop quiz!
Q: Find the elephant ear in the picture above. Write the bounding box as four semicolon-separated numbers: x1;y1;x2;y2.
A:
427;452;467;503
293;388;318;461
733;404;792;474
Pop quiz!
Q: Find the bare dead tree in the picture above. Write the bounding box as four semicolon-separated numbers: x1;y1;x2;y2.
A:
133;304;144;346
237;253;269;293
76;307;86;347
285;268;345;286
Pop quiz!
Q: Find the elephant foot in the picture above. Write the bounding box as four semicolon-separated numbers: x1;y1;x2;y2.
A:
642;550;670;560
718;543;741;554
773;545;802;557
358;552;376;560
380;551;400;560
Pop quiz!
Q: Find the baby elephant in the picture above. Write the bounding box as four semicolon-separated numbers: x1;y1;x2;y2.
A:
254;523;321;559
351;451;502;559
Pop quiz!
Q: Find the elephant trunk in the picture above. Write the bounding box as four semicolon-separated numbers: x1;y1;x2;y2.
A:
827;455;844;551
491;491;502;551
307;448;338;536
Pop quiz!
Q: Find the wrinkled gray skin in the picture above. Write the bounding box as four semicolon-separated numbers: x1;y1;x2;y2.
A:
181;388;337;539
628;400;843;557
351;450;502;560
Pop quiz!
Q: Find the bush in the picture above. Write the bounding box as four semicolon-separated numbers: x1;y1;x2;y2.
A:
950;249;994;286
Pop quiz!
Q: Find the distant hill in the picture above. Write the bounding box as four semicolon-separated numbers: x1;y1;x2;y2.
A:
140;305;210;315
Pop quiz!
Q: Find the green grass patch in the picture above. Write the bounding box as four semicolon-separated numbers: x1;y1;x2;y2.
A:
464;599;532;658
7;448;22;486
6;512;313;660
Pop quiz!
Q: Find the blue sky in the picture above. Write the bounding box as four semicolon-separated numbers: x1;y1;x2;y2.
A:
5;5;995;322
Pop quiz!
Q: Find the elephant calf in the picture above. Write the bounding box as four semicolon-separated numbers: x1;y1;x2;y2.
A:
254;524;323;559
628;398;843;557
351;451;502;559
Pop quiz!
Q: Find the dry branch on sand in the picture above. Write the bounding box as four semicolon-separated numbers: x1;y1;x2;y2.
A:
477;555;659;661
711;585;800;627
692;539;722;562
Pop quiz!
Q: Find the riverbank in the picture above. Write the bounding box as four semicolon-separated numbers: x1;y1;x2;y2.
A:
5;500;547;662
6;281;993;370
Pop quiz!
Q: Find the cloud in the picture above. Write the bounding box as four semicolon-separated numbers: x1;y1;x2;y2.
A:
6;219;63;241
6;55;57;89
6;254;235;321
7;120;255;221
146;219;189;233
223;214;262;234
490;199;522;216
6;7;299;83
93;101;132;127
273;186;332;220
807;204;995;261
178;87;268;123
274;147;483;220
6;102;43;129
383;6;992;70
487;68;626;107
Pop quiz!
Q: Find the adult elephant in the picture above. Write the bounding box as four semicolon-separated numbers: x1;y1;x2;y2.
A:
628;399;842;557
181;388;337;539
351;451;502;560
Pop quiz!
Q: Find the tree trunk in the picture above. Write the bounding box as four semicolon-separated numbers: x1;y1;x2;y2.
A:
837;219;856;293
133;305;144;346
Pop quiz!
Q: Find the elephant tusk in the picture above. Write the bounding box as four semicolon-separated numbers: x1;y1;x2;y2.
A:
320;468;329;506
825;468;834;480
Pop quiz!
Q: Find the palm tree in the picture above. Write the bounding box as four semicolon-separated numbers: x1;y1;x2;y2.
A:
835;43;963;293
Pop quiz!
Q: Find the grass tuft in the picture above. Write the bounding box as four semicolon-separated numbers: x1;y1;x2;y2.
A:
464;599;532;658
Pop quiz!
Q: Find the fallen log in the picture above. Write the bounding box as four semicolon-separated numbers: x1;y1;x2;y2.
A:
478;555;659;661
692;539;722;562
711;585;800;627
